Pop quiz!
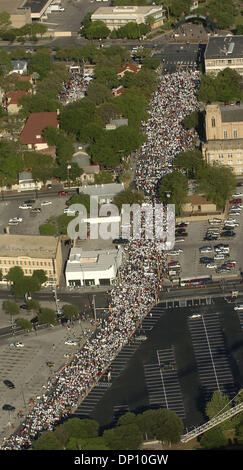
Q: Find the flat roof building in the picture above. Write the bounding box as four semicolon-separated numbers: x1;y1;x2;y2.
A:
91;5;166;31
0;234;63;286
65;246;123;287
205;36;243;76
79;183;124;204
0;0;53;26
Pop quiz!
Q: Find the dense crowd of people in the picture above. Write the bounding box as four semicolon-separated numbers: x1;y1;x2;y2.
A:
1;70;200;450
58;68;93;104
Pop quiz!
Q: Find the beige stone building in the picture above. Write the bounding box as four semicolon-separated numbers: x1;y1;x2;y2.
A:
0;0;53;27
202;104;243;175
91;5;166;31
204;36;243;76
0;234;63;286
183;195;217;215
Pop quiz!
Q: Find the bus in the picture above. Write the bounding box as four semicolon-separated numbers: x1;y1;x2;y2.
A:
180;275;212;287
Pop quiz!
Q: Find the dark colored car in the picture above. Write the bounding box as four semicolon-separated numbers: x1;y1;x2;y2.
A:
175;228;186;234
176;223;187;228
200;257;214;264
2;404;15;411
24;200;35;204
175;232;188;237
221;231;236;237
204;235;218;241
112;238;129;244
3;380;15;389
58;191;68;196
20;304;27;310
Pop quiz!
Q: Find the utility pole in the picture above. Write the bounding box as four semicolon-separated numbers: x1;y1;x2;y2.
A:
92;295;97;322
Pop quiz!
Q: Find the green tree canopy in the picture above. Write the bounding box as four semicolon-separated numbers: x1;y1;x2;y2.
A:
173;149;204;178
62;304;79;319
113;189;144;211
6;266;24;283
103;423;143;450
26;299;40;312
199;427;228;449
63;418;99;439
28;52;52;80
159;171;188;216
196;163;236;210
2;300;19;316
32;270;47;285
38;308;56;325
15;318;33;330
32;431;63;450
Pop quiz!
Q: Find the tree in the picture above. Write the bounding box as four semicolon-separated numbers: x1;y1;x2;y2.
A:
67;436;109;450
206;391;231;421
32;431;63;450
196;163;236;210
86;82;111;106
83;21;110;40
39;223;57;236
118;412;137;427
103;424;143;450
0;50;12;75
38;308;56;325
170;0;192;17
94;171;114;184
173;149;204;178
152;408;183;444
67;192;90;213
206;0;235;29
2;300;19;317
113;189;144;211
28;53;52;80
200;427;228;449
32;270;47;285
62;304;79;320
6;266;24;283
11;276;41;298
183;110;199;130
0;11;11;29
63;418;99;439
159;171;188;216
59;98;96;137
53;424;70;449
26;299;40;312
15;318;33;330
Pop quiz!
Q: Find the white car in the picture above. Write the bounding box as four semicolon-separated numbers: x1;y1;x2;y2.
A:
175;238;185;243
41;201;52;206
214;254;225;260
8;220;19;225
169;249;183;255
206;263;217;269
10;217;23;223
234;304;243;311
19;204;32;209
232;193;243;198
200;246;213;253
10;342;24;348
63;208;76;214
65;340;77;346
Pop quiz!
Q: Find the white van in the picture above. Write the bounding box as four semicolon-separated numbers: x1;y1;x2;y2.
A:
234;304;243;311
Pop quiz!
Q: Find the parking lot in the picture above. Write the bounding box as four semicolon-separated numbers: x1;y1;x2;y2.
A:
42;0;100;33
0;195;69;235
167;195;243;281
0;313;96;442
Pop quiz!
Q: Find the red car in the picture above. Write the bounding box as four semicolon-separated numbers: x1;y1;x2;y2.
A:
168;261;180;266
230;199;242;204
58;191;68;196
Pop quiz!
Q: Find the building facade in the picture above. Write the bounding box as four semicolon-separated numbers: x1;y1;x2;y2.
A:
0;234;63;286
91;5;166;31
202;104;243;175
65;247;123;287
205;36;243;76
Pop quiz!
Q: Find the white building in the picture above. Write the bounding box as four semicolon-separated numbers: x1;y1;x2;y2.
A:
91;5;166;31
65;247;123;287
79;183;124;204
9;60;28;76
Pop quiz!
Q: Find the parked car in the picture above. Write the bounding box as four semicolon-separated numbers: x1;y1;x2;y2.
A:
200;257;214;264
232;193;243;198
24;200;35;204
9;342;24;348
2;404;15;411
41;201;52;206
230;198;242;204
19;304;27;310
221;231;236;237
58;191;68;196
9;217;22;223
65;340;77;346
3;380;15;389
174;238;185;243
168;249;183;255
19;204;32;209
8;220;18;225
206;263;217;269
175;228;186;234
200;246;213;253
214;254;225;260
112;238;129;244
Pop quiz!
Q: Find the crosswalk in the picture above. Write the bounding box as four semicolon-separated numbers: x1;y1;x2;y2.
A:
144;347;185;420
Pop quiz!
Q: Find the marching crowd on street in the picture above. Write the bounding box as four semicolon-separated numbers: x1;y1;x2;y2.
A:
1;69;200;450
58;68;93;105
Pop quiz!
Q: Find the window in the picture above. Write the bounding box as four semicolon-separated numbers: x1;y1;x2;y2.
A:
228;154;233;159
224;130;228;139
233;130;238;138
211;118;215;127
219;154;224;159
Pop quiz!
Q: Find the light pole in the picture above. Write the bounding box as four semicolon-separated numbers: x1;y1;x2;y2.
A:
92;295;97;322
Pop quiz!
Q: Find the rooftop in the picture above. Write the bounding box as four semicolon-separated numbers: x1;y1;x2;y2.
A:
80;183;124;198
92;5;163;17
11;60;27;70
6;90;30;105
205;36;243;60
0;234;60;259
20;111;58;145
0;0;28;15
204;138;243;151
187;195;215;205
220;104;243;123
22;0;51;13
66;247;121;273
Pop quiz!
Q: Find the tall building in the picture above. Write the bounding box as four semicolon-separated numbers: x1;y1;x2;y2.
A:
202;103;243;175
204;36;243;76
0;234;63;286
91;5;166;31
